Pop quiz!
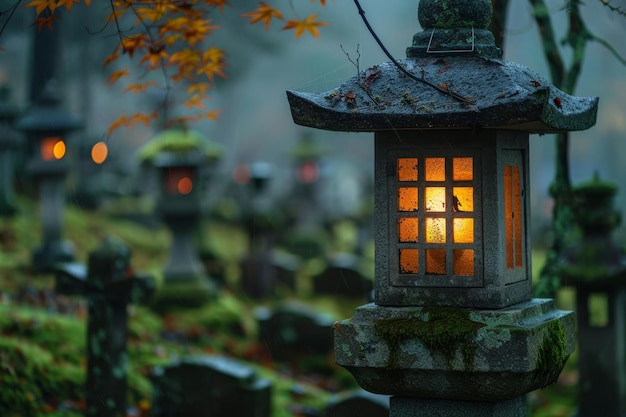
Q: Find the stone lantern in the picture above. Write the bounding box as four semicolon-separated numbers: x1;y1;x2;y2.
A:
287;135;329;259
559;174;626;417
72;137;110;209
0;85;21;218
16;82;83;272
287;1;598;416
138;128;222;309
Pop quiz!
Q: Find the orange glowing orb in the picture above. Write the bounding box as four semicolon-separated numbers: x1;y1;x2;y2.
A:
91;141;108;164
41;137;65;160
177;177;193;194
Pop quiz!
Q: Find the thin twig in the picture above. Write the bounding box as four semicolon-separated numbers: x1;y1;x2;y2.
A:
0;0;22;39
599;0;626;17
352;0;475;104
126;1;172;117
340;44;384;108
340;44;361;81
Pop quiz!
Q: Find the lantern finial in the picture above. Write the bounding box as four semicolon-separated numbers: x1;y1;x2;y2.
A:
409;0;499;58
418;0;493;30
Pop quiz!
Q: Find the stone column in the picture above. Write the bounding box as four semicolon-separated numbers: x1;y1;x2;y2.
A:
0;85;20;218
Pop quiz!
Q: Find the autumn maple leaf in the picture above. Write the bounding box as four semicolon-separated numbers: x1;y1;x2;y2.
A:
25;0;63;16
123;81;158;94
207;0;229;12
241;2;283;30
282;14;328;39
187;83;212;96
31;15;59;31
63;0;82;11
106;67;130;86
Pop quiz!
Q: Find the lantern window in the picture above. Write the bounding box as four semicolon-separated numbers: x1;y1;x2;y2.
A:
502;150;526;284
165;167;194;195
41;136;66;160
587;292;610;328
391;152;481;286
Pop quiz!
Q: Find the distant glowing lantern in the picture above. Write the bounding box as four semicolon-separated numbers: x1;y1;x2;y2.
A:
15;81;82;171
91;141;108;165
177;176;193;195
40;136;66;160
14;81;83;272
297;160;319;184
164;167;194;195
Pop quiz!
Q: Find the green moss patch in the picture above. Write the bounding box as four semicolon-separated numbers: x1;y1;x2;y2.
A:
374;307;485;370
534;319;568;388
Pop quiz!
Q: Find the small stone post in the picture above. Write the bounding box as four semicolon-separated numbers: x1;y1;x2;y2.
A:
56;237;155;417
0;85;21;218
287;0;599;415
559;175;626;417
138;128;222;310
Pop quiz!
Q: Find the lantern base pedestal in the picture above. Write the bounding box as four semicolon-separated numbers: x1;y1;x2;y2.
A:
32;239;75;273
151;275;217;312
334;299;574;401
390;396;527;417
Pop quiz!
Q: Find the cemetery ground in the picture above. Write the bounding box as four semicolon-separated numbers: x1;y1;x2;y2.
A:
0;196;578;417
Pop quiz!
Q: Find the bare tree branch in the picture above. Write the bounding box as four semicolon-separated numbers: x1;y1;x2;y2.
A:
528;0;565;87
0;0;23;39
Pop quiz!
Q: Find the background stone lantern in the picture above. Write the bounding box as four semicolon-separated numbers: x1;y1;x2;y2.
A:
72;137;110;210
287;0;598;415
16;82;83;272
0;85;21;219
285;135;329;260
138;128;222;310
559;174;626;417
290;135;327;232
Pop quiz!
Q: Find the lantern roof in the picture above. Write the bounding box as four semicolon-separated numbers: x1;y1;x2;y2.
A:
16;81;83;134
290;134;327;160
137;128;223;165
287;0;598;134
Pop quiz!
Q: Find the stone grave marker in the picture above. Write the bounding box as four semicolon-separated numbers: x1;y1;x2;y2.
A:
256;302;334;360
313;253;372;300
151;355;272;417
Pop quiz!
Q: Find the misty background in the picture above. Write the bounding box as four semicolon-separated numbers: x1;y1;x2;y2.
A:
1;0;625;246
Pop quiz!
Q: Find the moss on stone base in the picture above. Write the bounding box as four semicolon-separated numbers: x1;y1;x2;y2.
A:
374;307;485;370
534;319;568;387
151;278;216;312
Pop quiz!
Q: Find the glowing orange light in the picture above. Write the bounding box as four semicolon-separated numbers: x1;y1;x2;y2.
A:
233;164;250;184
177;177;193;195
91;141;108;164
297;160;319;183
41;137;65;160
